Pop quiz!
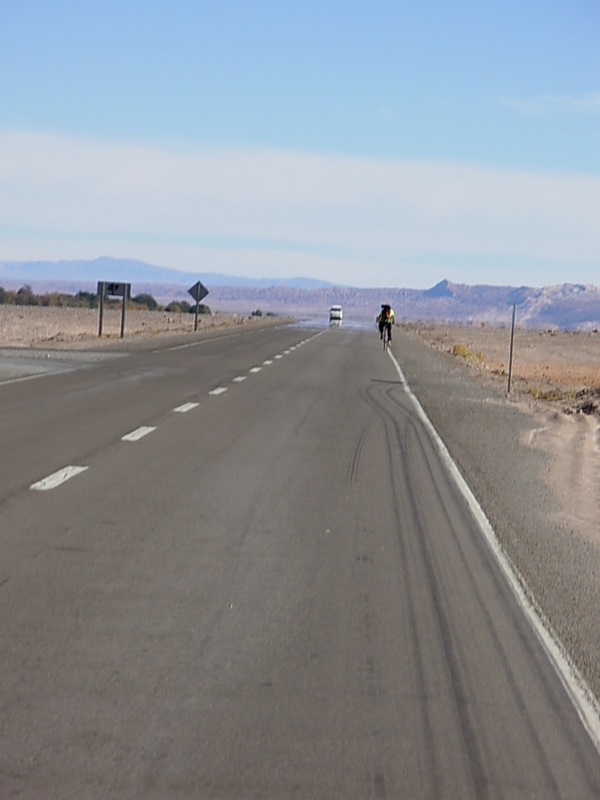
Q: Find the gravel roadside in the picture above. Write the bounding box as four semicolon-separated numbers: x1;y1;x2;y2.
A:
395;327;600;703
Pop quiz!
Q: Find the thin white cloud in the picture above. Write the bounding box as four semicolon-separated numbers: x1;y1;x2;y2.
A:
497;92;600;116
1;130;600;287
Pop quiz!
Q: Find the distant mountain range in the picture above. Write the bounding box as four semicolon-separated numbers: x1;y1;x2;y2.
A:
1;258;599;330
0;256;334;289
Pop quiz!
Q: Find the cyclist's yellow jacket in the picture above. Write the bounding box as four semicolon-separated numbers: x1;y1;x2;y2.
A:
377;309;395;324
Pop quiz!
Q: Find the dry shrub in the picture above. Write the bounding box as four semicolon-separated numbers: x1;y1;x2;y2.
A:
452;342;483;362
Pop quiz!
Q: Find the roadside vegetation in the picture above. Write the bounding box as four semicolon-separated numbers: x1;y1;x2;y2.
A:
523;385;600;417
452;342;484;362
0;285;211;315
524;386;574;402
250;309;278;318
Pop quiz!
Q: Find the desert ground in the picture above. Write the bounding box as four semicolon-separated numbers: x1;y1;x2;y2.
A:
0;304;280;350
410;322;600;395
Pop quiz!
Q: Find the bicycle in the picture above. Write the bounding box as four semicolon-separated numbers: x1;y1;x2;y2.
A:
382;324;391;351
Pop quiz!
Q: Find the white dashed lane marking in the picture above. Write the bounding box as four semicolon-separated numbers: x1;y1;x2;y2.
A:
174;402;199;413
122;426;157;442
28;334;321;493
30;466;89;491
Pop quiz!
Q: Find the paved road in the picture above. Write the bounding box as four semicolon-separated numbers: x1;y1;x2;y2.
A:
1;325;600;798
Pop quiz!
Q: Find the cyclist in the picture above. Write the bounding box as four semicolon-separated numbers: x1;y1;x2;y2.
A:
376;304;395;344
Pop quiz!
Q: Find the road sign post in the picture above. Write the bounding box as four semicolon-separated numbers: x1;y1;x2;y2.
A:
188;280;209;331
507;302;517;394
97;281;131;338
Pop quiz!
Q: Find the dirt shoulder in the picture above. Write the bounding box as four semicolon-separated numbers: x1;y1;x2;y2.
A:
403;322;600;541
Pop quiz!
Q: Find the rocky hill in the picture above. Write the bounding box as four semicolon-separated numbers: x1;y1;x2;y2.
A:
205;280;600;330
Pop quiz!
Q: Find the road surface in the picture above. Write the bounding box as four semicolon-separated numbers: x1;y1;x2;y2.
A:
1;324;600;798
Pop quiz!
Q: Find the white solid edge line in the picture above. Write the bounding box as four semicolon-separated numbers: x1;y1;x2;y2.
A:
163;325;269;353
0;371;70;387
387;347;600;754
174;402;199;413
30;465;88;491
121;426;157;441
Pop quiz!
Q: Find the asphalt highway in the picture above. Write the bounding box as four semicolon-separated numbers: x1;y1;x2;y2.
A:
1;324;600;798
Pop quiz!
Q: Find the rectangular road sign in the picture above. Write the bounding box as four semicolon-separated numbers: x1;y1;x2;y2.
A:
98;281;131;298
97;281;131;338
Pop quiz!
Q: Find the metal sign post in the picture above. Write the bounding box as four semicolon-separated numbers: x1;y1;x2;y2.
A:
188;280;209;331
507;302;517;394
98;283;104;337
97;281;131;338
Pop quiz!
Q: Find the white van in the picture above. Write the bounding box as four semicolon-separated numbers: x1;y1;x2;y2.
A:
329;304;343;325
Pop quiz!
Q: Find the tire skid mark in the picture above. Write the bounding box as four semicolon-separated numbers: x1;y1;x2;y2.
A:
360;382;442;797
388;398;500;798
384;388;571;791
347;418;372;485
385;352;600;767
368;370;599;795
377;381;564;796
363;380;553;796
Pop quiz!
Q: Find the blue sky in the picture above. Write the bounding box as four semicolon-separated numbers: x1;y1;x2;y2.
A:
1;0;599;288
